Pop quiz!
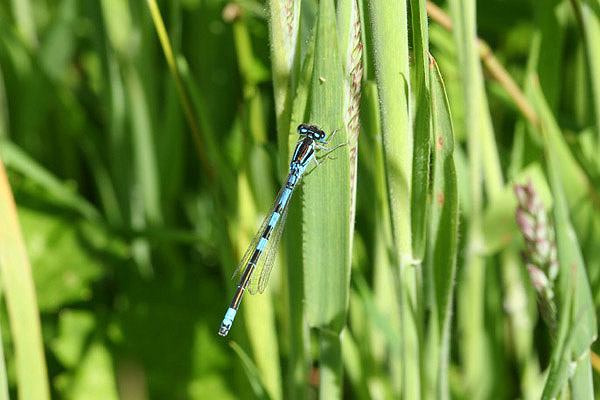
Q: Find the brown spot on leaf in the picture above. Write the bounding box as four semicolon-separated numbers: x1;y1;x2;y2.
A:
437;191;445;206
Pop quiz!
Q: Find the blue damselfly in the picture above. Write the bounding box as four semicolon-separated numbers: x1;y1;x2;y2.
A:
218;124;344;336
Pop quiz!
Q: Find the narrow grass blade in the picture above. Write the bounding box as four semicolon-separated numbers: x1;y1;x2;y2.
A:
145;0;211;178
369;0;412;263
427;54;459;400
353;272;402;355
410;0;432;260
358;79;403;390
236;175;282;400
0;138;99;220
123;65;160;276
318;330;343;400
337;0;363;253
369;0;419;397
533;82;596;399
123;65;162;225
540;281;573;400
448;0;501;396
0;324;8;400
448;0;503;201
341;329;370;400
0;159;50;400
269;0;301;172
10;0;37;48
230;342;271;400
571;0;600;149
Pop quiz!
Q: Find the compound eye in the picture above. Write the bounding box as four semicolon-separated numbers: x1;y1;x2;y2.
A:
297;124;308;134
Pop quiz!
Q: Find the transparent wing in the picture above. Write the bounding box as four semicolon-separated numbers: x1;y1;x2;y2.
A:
247;184;296;294
231;183;293;293
230;190;280;279
253;190;294;294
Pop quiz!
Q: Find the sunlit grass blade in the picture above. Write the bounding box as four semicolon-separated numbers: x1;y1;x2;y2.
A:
303;0;349;333
123;65;160;277
337;0;363;243
303;0;350;398
369;0;411;261
341;329;370;400
353;272;402;355
269;0;301;172
0;159;50;400
369;0;419;397
235;175;282;400
144;0;212;177
10;0;37;49
0;325;7;400
448;0;500;396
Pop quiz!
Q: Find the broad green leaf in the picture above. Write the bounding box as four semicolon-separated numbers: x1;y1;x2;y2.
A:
51;310;95;368
66;340;119;400
20;208;106;311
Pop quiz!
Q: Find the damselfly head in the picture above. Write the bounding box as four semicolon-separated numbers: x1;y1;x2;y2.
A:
297;124;326;142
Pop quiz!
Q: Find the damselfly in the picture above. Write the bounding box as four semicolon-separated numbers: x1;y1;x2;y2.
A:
218;124;344;336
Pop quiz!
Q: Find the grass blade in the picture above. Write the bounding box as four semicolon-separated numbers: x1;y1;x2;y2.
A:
303;0;350;334
369;0;419;397
427;54;459;400
0;158;50;400
230;342;271;400
282;25;316;400
533;81;596;399
571;0;600;149
0;138;100;220
337;0;363;252
145;0;211;178
269;0;301;173
410;0;431;260
302;1;351;398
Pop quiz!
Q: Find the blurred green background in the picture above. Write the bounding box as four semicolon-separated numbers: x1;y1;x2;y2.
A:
0;0;599;399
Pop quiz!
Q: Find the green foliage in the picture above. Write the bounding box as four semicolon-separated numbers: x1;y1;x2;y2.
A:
0;0;598;399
